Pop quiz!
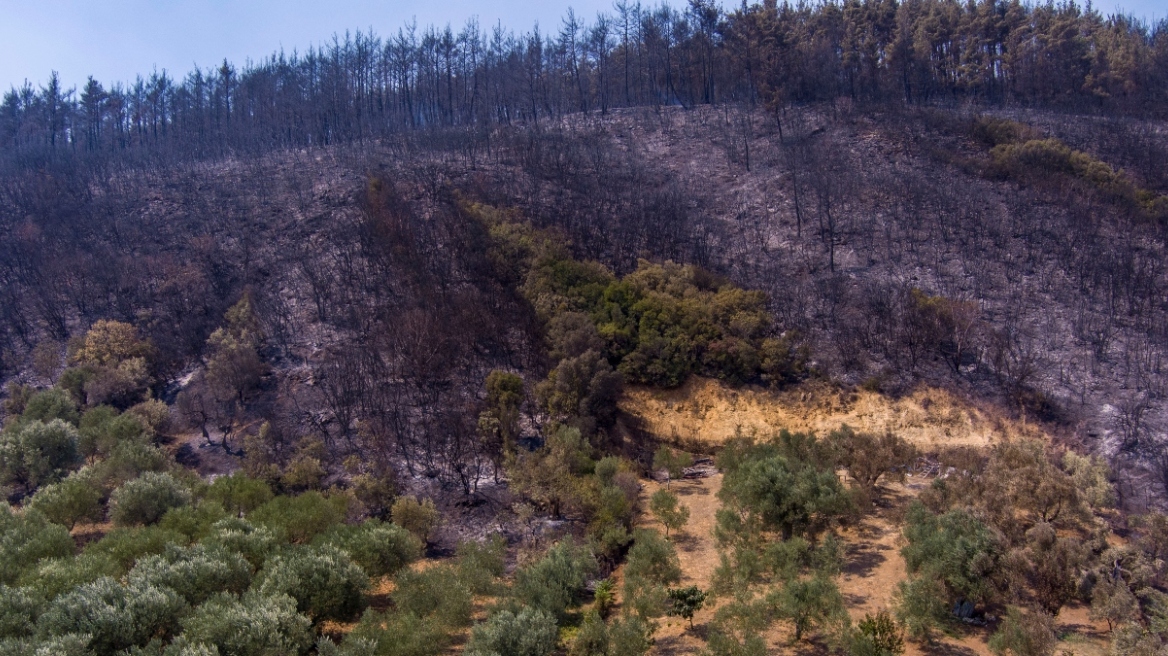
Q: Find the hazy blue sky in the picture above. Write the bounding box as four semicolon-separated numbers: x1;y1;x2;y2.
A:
1;0;1163;92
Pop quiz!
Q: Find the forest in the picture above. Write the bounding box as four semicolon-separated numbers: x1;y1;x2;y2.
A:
2;0;1168;655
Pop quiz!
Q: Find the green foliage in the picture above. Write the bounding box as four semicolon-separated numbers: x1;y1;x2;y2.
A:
455;536;506;595
343;610;449;656
248;491;347;544
650;488;689;537
988;137;1168;220
893;574;950;642
0;633;92;656
623;529;682;620
988;607;1057;656
315;520;422;579
391;564;473;629
205;473;273;517
256;541;366;620
1062;451;1115;510
86;526;188;573
717;434;854;540
850;611;905;656
128;544;252;605
901;502;1001;606
18;552;121;601
512;538;598;623
110;472;191;527
254;544;369;624
769;574;848;642
202;518;278;570
0;419;82;493
667;586;708;628
508;425;593;519
389;496;439;545
78;405;148;460
88;442;172;494
464;608;558;656
68;320;155;409
0;505;75;585
827;425;916;493
38;576;186;655
0;585;44;640
653;446;693;484
157;502;229;542
535;350;623;433
173;592;313;656
205;293;267;404
18;389;80;427
479;212;804;391
592;578;616;618
27;474;104;529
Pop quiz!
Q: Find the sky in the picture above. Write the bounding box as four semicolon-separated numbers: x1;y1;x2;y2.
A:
0;0;1163;92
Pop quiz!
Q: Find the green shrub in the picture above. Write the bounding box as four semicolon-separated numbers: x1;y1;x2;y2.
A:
0;419;82;493
649;488;689;537
28;474;105;529
851;611;905;656
38;576;186;655
86;526;188;573
110;472;191;526
988;607;1057;656
0;633;91;656
157;501;229;542
173;592;313;656
128;544;252;605
465;608;558;656
390;496;439;545
205;472;273;516
254;545;369;624
202;518;278;570
667;586;707;629
512;539;598;623
17;552;121;601
89;442;172;494
19;389;80;427
249;491;347;544
623;529;682;620
771;574;848;642
345;609;449;656
901;502;1001;606
0;505;75;585
78;405;148;459
456;536;507;595
315;520;422;579
717;435;854;540
392;565;473;628
0;585;43;639
894;575;949;642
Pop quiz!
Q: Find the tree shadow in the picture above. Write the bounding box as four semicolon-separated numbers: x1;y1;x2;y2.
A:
843;542;888;577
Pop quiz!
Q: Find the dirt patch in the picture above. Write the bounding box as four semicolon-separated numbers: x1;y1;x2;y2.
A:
622;377;1050;451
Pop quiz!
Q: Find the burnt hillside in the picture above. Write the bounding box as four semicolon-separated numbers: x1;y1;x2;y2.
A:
2;102;1168;504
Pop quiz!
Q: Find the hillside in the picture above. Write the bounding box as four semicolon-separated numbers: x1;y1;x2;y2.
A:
1;3;1168;652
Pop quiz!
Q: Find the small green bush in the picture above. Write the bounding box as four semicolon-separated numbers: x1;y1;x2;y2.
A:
249;491;347;544
465;608;558;656
202;518;278;570
512;539;598;623
0;585;43;640
0;419;82;493
110;472;191;526
390;496;439;545
27;473;105;529
86;525;188;573
205;472;273;516
128;544;252;605
38;576;186;655
0;505;75;585
254;544;369;624
392;564;473;628
315;520;422;579
173;592;313;656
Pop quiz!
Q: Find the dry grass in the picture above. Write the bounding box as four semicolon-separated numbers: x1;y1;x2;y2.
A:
621;377;1050;451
